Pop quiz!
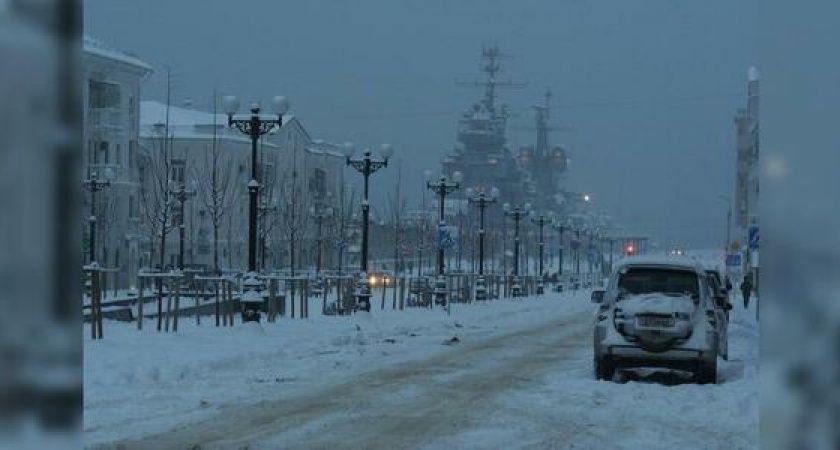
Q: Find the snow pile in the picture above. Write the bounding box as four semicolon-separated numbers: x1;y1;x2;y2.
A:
620;293;695;316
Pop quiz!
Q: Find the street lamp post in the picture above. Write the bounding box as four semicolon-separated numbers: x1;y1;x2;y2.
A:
531;211;554;295
344;143;394;312
257;198;279;271
225;95;289;322
466;186;499;300
82;168;115;265
552;220;568;285
587;228;598;285
172;180;197;270
575;227;582;278
417;169;433;277
503;202;531;297
427;172;463;307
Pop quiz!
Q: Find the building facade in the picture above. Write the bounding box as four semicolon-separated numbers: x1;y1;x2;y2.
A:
138;101;345;274
734;68;760;259
82;36;152;290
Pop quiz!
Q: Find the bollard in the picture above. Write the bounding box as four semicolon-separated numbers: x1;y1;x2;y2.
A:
137;277;144;331
173;277;181;333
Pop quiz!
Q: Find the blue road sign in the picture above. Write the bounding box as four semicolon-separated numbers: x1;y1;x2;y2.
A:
438;225;458;249
726;253;742;267
748;226;759;250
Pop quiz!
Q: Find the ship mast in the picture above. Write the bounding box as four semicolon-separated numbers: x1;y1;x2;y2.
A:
456;45;526;123
534;89;551;156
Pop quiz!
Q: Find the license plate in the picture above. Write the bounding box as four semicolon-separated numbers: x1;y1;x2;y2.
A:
638;316;675;328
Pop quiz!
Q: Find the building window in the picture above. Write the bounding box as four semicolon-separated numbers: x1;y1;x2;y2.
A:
89;80;121;109
128;140;138;169
129;195;138;218
116;143;122;165
98;141;110;164
309;169;326;199
261;163;274;185
171;159;186;185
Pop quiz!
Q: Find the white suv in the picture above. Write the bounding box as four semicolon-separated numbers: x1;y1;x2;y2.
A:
592;257;722;383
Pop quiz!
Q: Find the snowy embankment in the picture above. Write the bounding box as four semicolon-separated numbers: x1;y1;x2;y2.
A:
84;291;593;447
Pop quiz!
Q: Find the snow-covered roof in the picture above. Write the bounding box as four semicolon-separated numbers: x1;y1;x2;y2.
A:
306;140;346;159
141;101;225;128
83;36;153;73
140;100;277;147
615;255;703;272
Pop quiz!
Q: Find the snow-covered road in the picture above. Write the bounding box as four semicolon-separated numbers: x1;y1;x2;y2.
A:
108;308;590;449
86;288;758;449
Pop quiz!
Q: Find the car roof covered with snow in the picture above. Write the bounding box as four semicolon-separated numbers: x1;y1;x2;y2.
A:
613;255;705;274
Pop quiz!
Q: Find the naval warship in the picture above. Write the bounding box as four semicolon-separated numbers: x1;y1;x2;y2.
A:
442;46;569;212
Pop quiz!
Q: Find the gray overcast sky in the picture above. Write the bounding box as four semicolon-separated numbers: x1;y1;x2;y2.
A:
84;0;758;248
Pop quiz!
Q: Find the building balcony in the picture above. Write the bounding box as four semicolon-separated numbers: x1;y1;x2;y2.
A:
87;107;125;129
85;163;136;185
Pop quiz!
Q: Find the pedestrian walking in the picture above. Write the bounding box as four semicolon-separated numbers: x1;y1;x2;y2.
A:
740;273;753;309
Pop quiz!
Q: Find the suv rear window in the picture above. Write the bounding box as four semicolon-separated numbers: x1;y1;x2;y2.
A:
617;268;699;299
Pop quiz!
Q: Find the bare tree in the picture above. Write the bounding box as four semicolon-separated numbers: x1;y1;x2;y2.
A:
194;91;236;275
275;138;309;317
139;70;178;272
137;70;180;331
386;161;407;309
258;142;280;271
331;181;355;273
95;193;119;295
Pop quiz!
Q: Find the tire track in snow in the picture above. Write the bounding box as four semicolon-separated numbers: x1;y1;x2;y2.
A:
100;309;592;450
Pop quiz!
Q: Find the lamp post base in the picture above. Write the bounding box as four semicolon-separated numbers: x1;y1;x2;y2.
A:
510;276;523;298
474;276;488;301
433;275;447;307
241;272;263;323
354;272;372;312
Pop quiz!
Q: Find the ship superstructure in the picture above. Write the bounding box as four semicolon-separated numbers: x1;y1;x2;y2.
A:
442;46;530;205
516;89;570;212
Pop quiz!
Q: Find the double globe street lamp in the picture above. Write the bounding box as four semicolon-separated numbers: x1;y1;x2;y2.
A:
503;202;531;297
224;95;290;322
343;143;394;312
465;186;499;300
427;171;463;307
